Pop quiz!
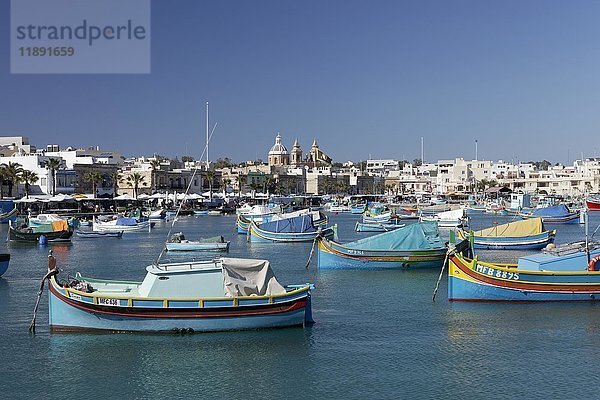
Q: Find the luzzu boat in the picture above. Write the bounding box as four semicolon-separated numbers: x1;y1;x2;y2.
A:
355;220;405;232
75;230;124;238
458;217;556;250
8;219;73;242
317;221;448;269
419;208;466;228
521;204;579;223
249;214;336;243
48;257;313;332
237;209;327;235
448;241;600;301
587;195;600;211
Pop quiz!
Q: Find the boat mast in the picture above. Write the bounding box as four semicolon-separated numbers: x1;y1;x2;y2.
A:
206;101;209;170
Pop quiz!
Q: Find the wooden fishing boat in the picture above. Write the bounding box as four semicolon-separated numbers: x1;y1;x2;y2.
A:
317;221;448;269
8;220;73;242
448;241;600;301
586;196;600;211
75;230;124;238
193;210;209;216
458;217;556;250
0;207;17;224
355;221;405;232
0;254;10;276
362;211;394;223
236;209;327;235
248;214;336;243
93;217;152;232
48;257;313;332
148;209;166;219
521;204;579;223
350;204;366;214
166;233;230;251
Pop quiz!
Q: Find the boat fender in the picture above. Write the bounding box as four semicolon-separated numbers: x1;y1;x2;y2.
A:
588;255;600;272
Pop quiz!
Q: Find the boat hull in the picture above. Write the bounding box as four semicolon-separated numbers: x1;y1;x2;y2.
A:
8;225;73;242
317;238;447;270
587;198;600;211
458;230;555;250
48;279;311;332
166;242;230;251
448;254;600;301
249;223;336;243
75;231;123;238
93;220;151;232
0;254;10;276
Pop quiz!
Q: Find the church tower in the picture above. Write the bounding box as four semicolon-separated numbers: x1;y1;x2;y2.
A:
291;139;303;166
268;133;290;167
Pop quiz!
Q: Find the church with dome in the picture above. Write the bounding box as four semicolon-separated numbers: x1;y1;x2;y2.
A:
267;134;332;168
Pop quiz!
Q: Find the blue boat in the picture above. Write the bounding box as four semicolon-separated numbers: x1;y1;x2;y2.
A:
0;200;17;224
350;204;366;214
317;221;447;269
0;254;10;276
48;257;313;332
193;210;209;216
458;217;556;250
449;241;600;301
75;230;124;238
355;220;405;232
237;209;327;235
522;204;579;223
249;214;336;243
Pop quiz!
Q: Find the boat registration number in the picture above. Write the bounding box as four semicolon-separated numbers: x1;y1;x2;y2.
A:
475;264;519;280
98;297;120;306
347;250;364;255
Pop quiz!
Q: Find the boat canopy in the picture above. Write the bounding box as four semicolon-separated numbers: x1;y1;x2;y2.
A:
532;204;571;217
259;215;316;233
116;217;138;226
344;221;444;251
474;217;545;238
221;257;286;296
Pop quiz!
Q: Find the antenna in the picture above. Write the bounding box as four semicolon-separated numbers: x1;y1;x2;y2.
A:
206;102;209;169
475;139;478;161
421;137;424;164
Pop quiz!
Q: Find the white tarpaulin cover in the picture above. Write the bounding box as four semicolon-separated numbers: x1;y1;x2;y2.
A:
221;257;286;297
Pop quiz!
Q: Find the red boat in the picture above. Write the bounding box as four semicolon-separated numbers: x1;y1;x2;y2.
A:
587;196;600;211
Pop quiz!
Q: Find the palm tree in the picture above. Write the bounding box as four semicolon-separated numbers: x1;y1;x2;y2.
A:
110;171;123;197
46;158;62;195
249;182;261;199
149;159;161;192
5;162;23;198
21;170;39;199
126;172;145;199
205;170;215;200
83;171;104;198
0;164;7;199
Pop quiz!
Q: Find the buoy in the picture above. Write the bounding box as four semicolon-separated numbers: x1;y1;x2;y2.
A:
588;255;600;272
38;235;47;245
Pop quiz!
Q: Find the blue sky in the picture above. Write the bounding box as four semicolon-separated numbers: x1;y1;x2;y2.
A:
2;0;600;164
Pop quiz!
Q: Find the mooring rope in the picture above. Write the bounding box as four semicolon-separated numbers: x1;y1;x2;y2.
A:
29;251;58;333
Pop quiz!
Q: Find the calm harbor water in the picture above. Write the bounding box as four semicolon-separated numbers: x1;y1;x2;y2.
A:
2;212;600;399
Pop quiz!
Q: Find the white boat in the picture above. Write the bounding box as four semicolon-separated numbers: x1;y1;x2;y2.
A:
93;217;152;232
420;208;466;228
166;233;230;251
148;209;166;219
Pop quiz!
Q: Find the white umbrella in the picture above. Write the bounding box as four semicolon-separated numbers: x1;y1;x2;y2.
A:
114;193;134;200
14;197;40;203
137;193;150;200
49;194;74;202
148;193;165;199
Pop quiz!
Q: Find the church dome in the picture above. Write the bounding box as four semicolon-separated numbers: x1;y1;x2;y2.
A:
268;134;289;155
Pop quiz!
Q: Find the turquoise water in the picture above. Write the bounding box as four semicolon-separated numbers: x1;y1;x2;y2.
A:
2;212;600;398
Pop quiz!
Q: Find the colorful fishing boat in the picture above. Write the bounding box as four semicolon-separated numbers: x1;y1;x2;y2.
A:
448;241;600;301
148;209;166;219
317;221;447;269
458;217;556;250
8;220;73;242
521;204;579;223
350;204;366;214
362;211;394;223
193;210;209;216
166;233;230;251
355;220;405;232
75;230;124;238
0;254;10;276
587;195;600;211
248;214;336;243
47;257;313;332
236;209;327;234
0;204;17;224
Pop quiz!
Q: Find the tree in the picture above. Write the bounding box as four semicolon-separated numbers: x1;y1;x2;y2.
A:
263;177;276;195
0;164;7;199
205;170;215;200
125;172;145;199
83;171;104;198
181;155;194;162
110;171;123;197
413;158;423;167
249;182;261;198
4;162;23;197
46;158;62;195
213;158;233;169
21;170;38;198
149;159;161;192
